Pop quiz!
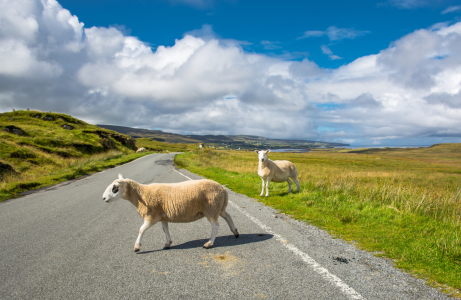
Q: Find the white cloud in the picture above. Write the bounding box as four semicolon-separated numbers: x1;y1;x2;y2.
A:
298;30;324;39
261;40;282;50
441;5;461;14
299;26;370;41
321;45;342;60
167;0;217;9
384;0;428;9
1;0;461;145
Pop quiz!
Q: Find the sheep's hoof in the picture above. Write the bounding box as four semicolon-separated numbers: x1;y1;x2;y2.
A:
234;229;239;238
134;248;140;252
203;241;213;249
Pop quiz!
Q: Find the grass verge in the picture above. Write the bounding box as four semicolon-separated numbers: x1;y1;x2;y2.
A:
0;150;152;202
175;146;461;297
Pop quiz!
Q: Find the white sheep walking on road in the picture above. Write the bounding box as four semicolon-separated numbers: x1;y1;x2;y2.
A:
102;174;239;251
255;150;300;197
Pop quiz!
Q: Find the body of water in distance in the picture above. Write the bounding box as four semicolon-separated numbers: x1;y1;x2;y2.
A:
270;145;432;152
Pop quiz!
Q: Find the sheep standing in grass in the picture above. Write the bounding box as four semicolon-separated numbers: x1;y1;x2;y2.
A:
136;147;146;153
255;150;300;197
102;174;239;251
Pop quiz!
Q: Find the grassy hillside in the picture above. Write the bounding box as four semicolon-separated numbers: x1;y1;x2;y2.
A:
0;110;146;201
175;145;461;296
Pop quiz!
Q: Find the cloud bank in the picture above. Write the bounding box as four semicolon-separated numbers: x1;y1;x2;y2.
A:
1;0;461;145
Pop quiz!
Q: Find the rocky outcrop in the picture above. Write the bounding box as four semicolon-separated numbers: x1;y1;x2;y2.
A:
57;116;81;124
42;115;55;121
110;134;137;151
83;130;137;151
3;125;25;136
61;124;74;130
0;162;17;177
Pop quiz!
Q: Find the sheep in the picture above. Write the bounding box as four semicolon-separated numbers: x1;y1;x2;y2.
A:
102;174;239;251
136;147;146;153
255;149;300;197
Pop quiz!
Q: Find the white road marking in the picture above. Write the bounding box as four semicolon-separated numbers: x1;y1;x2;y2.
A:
173;168;365;300
174;169;194;180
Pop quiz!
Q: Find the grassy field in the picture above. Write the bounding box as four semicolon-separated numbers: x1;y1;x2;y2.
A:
175;145;461;296
0;110;192;202
135;138;198;153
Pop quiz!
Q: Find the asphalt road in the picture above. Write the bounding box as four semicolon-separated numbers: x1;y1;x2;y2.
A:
0;153;450;299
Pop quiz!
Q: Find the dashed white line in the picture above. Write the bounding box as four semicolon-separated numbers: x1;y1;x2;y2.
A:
173;168;365;300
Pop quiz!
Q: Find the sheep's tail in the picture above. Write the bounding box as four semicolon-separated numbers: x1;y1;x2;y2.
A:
220;186;229;214
292;163;298;177
290;164;300;186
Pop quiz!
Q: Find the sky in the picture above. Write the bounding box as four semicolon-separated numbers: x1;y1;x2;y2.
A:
1;0;461;145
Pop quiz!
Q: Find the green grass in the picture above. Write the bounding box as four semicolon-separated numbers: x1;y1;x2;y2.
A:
175;146;461;297
135;138;197;152
0;150;152;202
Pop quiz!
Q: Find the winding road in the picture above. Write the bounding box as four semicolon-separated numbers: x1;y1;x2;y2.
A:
0;153;449;299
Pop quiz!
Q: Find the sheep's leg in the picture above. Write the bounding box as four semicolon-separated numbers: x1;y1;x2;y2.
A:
161;221;173;249
265;179;271;197
294;178;300;192
260;178;265;197
220;211;239;238
134;219;156;252
203;218;219;249
287;179;292;193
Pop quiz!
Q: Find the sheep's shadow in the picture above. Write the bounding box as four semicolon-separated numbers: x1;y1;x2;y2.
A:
260;192;298;198
136;233;273;255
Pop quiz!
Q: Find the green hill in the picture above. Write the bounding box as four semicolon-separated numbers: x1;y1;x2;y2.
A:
0;110;143;201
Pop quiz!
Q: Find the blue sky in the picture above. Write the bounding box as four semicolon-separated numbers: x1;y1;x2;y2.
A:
1;0;461;145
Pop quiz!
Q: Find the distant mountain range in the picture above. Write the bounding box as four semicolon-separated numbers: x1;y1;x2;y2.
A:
97;125;349;150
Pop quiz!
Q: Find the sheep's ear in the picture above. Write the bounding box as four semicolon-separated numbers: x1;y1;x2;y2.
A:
254;150;259;153
267;149;271;153
118;174;124;180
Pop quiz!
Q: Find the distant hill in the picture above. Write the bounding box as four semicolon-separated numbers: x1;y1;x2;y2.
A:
97;124;349;150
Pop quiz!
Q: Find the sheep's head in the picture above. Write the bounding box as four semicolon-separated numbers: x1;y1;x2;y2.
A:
255;149;270;162
102;174;127;203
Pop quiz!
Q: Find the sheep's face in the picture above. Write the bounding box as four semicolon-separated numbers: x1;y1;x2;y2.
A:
102;174;127;203
255;149;270;162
